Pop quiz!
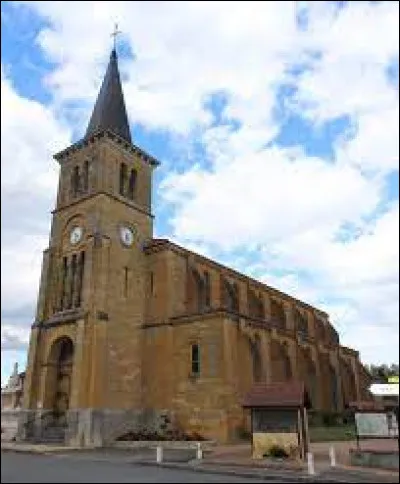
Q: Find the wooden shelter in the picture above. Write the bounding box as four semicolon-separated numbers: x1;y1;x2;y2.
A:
242;381;311;459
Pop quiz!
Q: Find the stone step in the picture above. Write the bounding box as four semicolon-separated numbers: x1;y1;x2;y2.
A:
40;426;66;443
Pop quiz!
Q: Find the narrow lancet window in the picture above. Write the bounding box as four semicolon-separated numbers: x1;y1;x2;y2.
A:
119;163;127;196
127;169;137;200
60;257;68;310
191;344;200;376
74;251;85;307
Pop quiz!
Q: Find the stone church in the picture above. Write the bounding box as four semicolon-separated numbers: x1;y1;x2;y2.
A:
18;48;371;446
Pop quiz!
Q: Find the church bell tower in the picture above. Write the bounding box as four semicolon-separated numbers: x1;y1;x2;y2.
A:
21;47;159;446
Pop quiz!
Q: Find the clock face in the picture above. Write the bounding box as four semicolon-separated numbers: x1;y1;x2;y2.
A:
70;226;83;245
119;225;134;247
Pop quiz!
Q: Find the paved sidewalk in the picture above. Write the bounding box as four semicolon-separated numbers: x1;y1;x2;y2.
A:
205;440;398;466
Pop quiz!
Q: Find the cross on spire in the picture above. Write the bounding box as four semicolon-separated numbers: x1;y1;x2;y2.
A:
111;23;122;51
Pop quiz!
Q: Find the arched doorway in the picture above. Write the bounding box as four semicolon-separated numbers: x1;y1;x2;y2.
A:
46;337;74;424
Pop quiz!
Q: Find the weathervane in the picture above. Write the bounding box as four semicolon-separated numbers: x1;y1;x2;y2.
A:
111;23;122;51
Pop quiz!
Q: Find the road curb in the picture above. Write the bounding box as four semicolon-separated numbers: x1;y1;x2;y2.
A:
132;459;341;483
1;444;81;454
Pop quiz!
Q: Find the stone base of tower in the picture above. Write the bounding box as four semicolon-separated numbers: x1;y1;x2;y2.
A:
16;408;176;447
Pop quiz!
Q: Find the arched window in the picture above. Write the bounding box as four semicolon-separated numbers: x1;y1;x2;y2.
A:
341;360;357;405
298;347;316;407
191;343;200;376
284;353;292;380
306;359;317;408
327;325;340;346
250;337;262;383
119;163;127;196
82;160;89;193
60;257;68;310
295;308;308;341
192;268;206;313
127;169;137;200
315;318;326;343
223;279;239;313
74;251;85;308
271;340;292;382
270;299;286;329
248;288;264;319
71;166;80;198
68;254;77;309
329;365;339;411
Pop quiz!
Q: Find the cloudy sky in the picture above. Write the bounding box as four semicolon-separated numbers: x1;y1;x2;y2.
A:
1;1;399;385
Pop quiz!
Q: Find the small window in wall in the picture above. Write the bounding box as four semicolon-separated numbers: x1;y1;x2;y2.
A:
191;343;200;376
150;271;154;295
123;267;128;298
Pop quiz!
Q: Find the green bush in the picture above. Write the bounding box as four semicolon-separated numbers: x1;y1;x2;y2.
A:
322;412;339;427
190;431;206;441
117;428;206;442
264;445;289;459
309;424;355;442
308;411;355;427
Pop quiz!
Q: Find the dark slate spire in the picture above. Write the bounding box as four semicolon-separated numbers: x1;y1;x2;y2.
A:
86;49;132;143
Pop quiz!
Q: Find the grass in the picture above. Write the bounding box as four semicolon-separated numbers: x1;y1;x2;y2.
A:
309;424;356;442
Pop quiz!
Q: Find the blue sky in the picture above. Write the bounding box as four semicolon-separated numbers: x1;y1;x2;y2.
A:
1;1;399;385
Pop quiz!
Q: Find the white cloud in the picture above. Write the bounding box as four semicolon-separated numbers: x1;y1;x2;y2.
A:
16;1;304;135
292;1;399;174
161;147;382;250
1;326;30;352
336;107;399;174
260;203;399;363
1;68;69;192
1;66;71;354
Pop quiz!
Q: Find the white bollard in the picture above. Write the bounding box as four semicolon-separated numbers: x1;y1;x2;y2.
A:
156;445;163;463
196;442;203;460
329;446;336;467
307;452;315;475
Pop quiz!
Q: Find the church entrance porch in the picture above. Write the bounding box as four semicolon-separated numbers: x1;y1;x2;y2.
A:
24;336;75;443
43;336;74;424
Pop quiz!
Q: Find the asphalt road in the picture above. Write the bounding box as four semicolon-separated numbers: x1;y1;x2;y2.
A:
3;450;398;483
0;451;285;483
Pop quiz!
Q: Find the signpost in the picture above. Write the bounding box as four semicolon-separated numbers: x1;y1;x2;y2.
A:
369;383;399;396
355;413;389;438
366;380;399;450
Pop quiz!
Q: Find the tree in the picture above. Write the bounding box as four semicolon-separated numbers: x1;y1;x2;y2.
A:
365;364;399;382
